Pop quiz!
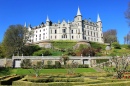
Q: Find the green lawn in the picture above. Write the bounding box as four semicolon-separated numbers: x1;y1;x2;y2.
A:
11;68;96;75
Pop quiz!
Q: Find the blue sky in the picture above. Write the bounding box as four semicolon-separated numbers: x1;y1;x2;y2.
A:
0;0;129;44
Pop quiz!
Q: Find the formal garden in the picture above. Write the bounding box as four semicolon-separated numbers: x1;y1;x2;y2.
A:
0;55;129;86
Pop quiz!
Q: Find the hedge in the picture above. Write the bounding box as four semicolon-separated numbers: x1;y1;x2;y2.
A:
27;77;54;83
86;81;130;86
0;75;22;85
12;81;72;86
27;77;84;83
54;78;84;82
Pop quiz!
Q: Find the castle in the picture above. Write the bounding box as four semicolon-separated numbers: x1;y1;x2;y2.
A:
26;7;104;46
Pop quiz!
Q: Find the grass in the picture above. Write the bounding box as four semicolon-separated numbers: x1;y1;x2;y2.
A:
3;68;97;75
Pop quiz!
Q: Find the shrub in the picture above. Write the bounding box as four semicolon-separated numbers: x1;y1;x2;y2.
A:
78;64;89;68
43;65;55;69
21;59;32;68
33;49;52;56
112;42;121;49
55;61;61;68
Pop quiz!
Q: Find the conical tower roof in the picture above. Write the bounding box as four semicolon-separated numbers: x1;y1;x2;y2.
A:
97;14;101;22
77;7;81;16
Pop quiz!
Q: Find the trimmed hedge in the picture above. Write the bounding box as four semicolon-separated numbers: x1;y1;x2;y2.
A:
0;75;22;85
86;81;130;86
42;64;89;69
27;77;84;83
12;81;72;86
27;77;54;83
54;78;84;82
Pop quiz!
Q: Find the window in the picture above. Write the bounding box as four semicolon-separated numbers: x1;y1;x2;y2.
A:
55;36;56;39
51;36;52;39
72;36;73;39
97;33;98;37
66;35;67;38
39;34;41;37
36;31;37;33
43;36;45;39
55;30;57;34
87;26;89;29
91;31;92;36
63;29;66;33
43;33;45;35
76;30;77;33
39;38;41;40
85;37;86;40
40;30;41;32
63;24;65;26
51;30;52;34
36;35;37;37
36;38;37;41
94;32;95;37
71;30;73;34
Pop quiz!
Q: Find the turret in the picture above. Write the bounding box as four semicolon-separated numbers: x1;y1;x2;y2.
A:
24;22;26;28
75;7;83;40
97;14;102;31
96;14;103;43
46;15;50;26
28;24;32;31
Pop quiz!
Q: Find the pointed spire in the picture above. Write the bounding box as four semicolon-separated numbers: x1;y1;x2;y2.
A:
97;14;101;22
24;22;26;27
46;15;50;22
77;7;81;16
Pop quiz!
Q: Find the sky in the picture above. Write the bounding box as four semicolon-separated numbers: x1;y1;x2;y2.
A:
0;0;130;44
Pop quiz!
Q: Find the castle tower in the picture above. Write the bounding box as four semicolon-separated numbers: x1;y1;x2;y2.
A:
76;7;83;40
45;15;50;40
97;14;103;43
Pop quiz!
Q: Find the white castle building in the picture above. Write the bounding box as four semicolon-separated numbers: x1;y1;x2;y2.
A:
26;7;104;44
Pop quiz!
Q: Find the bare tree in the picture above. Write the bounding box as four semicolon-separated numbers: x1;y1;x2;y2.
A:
111;56;130;79
125;2;130;26
103;29;117;43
